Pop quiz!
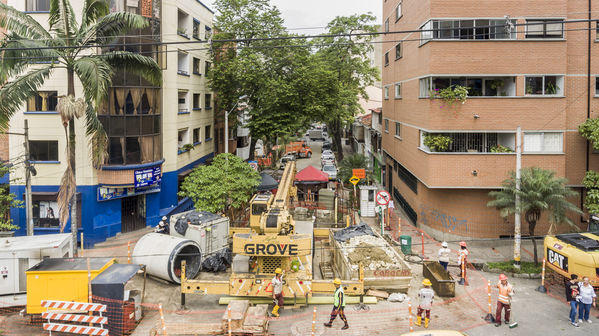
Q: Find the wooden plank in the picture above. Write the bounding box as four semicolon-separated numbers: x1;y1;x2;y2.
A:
222;300;249;331
366;289;389;299
243;304;268;331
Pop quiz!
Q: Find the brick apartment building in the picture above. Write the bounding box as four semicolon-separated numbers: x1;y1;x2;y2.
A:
381;0;598;240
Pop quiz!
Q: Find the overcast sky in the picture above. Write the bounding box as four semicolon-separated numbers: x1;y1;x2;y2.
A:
201;0;382;34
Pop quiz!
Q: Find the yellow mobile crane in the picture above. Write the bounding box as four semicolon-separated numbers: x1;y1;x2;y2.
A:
181;162;364;306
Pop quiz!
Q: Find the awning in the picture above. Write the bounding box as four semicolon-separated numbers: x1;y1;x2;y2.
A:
295;166;329;183
258;172;278;191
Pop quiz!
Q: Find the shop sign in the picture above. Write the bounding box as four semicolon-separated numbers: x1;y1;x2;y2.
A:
134;166;162;188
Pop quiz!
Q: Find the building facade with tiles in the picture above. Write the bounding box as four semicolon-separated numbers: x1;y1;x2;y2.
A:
381;0;597;239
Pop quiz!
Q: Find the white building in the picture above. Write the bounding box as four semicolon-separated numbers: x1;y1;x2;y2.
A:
7;0;215;246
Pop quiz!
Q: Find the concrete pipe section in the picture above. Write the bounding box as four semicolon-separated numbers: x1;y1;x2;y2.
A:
132;233;202;284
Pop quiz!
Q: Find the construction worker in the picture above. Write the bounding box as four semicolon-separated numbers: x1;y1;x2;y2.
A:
457;241;469;283
438;242;450;271
414;278;435;328
271;268;284;317
154;216;169;234
494;274;514;327
324;278;349;330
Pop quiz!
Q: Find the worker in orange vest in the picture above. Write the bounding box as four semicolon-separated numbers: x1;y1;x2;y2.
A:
495;273;515;327
457;241;469;283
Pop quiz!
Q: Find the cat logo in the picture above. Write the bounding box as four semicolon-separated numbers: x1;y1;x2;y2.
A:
547;248;568;272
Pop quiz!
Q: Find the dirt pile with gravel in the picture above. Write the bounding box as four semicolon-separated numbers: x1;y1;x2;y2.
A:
340;234;404;270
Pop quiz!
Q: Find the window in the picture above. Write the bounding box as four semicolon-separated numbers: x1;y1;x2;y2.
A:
27;91;58;112
29;140;58;161
420;76;517;97
421;19;517;44
385;18;389;33
205;94;212;109
33;198;59;228
205;125;212;140
205;26;212;39
525;76;563;95
384;52;389;66
384;119;389;132
395;42;402;60
205;61;211;75
177;10;189;37
596;76;599;96
193;94;201;110
526;19;563;38
193;58;201;75
26;0;49;11
395;2;402;22
384;86;389;99
178;129;189;148
192;19;200;39
177;51;189;75
524;132;563;152
178;91;188;112
395;122;401;137
193;128;200;144
394;83;401;98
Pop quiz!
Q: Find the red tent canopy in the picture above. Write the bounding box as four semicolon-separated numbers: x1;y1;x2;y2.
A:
295;165;329;183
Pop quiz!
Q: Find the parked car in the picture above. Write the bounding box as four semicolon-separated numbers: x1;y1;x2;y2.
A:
322;141;332;150
322;164;337;181
321;153;335;167
322;149;334;156
279;154;296;169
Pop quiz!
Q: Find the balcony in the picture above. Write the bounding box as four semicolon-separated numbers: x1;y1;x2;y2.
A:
420;76;516;98
420;132;515;154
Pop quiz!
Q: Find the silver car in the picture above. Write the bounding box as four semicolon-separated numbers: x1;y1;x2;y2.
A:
322;164;337;181
321;153;335;166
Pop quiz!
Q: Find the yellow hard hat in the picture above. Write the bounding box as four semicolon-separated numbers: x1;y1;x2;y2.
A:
333;278;341;285
422;278;432;286
275;268;282;274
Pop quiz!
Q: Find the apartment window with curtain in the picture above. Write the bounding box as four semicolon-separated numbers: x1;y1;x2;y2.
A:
26;0;50;11
395;122;401;137
394;83;401;98
525;76;564;95
384;86;389;99
395;42;402;60
384;119;389;132
523;132;563;153
193;58;201;75
192;19;200;39
27;91;58;112
525;19;564;38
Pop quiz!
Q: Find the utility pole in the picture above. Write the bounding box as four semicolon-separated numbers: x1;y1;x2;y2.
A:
24;119;33;236
514;126;522;269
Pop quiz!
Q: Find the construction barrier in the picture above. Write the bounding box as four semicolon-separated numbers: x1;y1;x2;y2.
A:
536;258;547;293
408;299;413;332
41;300;108;336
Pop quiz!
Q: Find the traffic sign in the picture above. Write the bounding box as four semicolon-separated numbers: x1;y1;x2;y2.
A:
349;175;360;185
376;190;391;206
352;169;366;179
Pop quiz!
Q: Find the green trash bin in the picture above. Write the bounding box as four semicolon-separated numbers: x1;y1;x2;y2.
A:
400;235;412;255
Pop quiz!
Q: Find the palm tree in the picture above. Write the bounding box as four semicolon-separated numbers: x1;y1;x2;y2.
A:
487;167;582;264
338;153;370;186
0;0;161;252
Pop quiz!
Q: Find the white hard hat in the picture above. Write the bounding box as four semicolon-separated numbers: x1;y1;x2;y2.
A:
441;241;448;247
162;216;167;220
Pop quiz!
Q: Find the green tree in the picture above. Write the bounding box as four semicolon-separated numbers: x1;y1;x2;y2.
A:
179;153;260;218
338;153;370;186
487;167;582;264
314;15;380;160
0;0;161;249
578;118;599;214
0;164;23;232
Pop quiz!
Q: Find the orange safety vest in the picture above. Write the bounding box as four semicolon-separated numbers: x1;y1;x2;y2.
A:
497;282;513;304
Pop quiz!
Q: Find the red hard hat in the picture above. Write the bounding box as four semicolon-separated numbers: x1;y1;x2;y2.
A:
499;274;508;281
459;241;467;247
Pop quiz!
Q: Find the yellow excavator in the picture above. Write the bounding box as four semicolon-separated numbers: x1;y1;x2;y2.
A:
181;161;364;306
544;232;599;287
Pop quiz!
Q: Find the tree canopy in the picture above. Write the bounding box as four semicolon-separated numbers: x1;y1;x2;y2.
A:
179;153;261;215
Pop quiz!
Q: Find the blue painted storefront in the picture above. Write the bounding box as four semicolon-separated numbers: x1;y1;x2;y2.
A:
10;153;213;248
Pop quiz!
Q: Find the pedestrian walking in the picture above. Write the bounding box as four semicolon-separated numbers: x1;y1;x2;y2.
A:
565;274;580;327
457;241;469;282
270;268;284;317
324;278;349;330
578;276;597;324
414;278;435;328
494;274;514;327
438;241;451;271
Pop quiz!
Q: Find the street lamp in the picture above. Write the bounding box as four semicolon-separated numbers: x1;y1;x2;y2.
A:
224;95;248;154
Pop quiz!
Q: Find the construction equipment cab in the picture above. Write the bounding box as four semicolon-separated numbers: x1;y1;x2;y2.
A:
544;233;599;287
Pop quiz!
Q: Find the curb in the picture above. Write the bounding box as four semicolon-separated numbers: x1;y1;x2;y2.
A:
482;263;542;279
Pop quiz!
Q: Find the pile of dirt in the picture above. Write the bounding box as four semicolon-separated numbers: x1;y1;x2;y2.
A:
340;234;403;270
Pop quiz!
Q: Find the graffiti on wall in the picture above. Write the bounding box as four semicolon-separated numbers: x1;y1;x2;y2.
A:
420;204;468;233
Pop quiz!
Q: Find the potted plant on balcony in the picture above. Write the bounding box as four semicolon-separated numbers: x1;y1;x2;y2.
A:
177;28;187;37
490;144;514;153
429;85;469;116
423;134;453;152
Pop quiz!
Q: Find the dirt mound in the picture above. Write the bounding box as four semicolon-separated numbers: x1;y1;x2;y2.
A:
348;242;393;265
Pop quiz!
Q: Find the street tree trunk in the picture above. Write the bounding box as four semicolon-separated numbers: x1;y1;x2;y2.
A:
248;136;257;161
331;118;344;162
68;70;78;256
528;220;538;265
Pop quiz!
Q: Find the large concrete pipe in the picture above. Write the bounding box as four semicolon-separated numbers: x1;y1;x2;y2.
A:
132;233;201;284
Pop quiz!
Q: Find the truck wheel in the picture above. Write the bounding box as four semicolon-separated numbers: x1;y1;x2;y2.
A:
307;152;312;158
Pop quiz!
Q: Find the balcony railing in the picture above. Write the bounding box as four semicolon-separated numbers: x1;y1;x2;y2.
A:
421;132;515;153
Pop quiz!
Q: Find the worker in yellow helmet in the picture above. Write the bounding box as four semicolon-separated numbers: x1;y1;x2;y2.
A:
324;278;349;330
271;268;284;317
415;278;435;328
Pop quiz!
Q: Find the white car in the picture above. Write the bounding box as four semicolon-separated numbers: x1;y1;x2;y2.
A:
322;150;334;157
321;154;335;167
322;164;337;181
